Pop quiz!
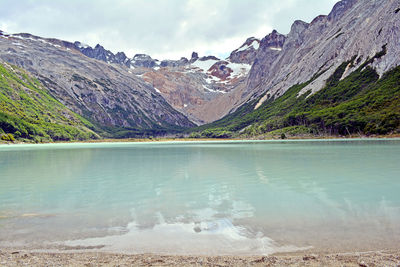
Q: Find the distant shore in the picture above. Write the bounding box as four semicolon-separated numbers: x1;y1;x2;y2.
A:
1;248;399;266
1;133;400;145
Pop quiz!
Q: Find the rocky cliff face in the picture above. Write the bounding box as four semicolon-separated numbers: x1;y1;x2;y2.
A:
74;42;131;67
0;32;194;130
228;37;260;64
243;0;400;109
246;31;286;91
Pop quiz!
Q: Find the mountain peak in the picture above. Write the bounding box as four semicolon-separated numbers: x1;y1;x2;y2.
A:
290;20;309;35
228;37;260;64
328;0;357;22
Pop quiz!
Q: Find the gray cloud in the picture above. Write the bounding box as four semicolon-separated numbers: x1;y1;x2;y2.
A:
0;0;338;60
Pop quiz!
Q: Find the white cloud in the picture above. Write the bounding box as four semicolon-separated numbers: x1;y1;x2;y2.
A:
0;0;339;60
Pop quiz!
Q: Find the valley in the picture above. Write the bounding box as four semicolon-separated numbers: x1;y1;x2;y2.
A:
1;0;399;142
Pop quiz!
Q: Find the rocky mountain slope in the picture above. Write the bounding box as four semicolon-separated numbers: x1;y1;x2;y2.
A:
191;0;400;137
71;40;256;124
0;62;97;142
0;31;195;137
228;37;260;64
243;0;400;106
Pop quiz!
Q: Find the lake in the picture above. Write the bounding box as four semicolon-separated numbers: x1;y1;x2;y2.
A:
0;140;399;255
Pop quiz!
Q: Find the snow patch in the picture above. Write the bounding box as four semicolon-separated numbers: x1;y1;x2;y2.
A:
76;42;90;49
226;62;251;77
205;76;221;84
11;35;64;49
202;61;250;85
203;85;226;94
12;42;24;46
183;68;199;74
192;59;218;72
154;87;161;93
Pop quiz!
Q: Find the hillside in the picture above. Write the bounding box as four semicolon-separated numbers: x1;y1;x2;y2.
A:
190;57;400;138
0;31;195;138
0;62;98;142
188;0;400;138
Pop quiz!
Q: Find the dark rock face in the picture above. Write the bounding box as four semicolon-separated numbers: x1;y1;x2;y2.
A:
74;42;160;69
198;55;220;61
208;61;233;80
131;54;158;68
74;42;131;67
190;52;199;63
160;57;189;67
114;52;130;66
228;37;260;64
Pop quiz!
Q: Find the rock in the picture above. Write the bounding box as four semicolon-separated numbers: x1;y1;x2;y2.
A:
131;54;158;68
303;254;317;260
246;30;286;90
74;42;131;67
328;0;358;22
160;57;189;67
193;226;201;233
229;37;260;64
190;52;199;63
198;55;220;61
358;259;368;267
208;61;233;80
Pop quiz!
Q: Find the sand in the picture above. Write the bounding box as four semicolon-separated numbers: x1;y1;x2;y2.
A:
1;249;400;266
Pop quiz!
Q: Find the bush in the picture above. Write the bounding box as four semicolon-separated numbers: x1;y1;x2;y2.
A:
189;132;201;138
1;133;15;142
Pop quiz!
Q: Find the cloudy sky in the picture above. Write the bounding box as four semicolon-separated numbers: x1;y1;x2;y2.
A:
0;0;338;60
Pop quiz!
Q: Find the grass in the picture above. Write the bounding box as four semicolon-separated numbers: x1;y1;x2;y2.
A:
0;63;98;142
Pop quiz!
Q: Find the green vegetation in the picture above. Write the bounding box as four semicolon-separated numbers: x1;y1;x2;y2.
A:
2;51;399;142
191;58;400;138
100;124;188;139
0;63;98;142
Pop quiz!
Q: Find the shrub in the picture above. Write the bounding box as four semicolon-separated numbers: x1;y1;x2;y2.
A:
1;133;15;142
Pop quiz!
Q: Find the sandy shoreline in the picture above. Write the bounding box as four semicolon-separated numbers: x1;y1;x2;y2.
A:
1;248;400;266
1;134;400;145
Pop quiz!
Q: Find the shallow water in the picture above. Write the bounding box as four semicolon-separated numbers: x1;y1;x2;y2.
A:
0;140;399;254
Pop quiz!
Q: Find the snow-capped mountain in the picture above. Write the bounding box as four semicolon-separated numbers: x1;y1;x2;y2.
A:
1;0;399;130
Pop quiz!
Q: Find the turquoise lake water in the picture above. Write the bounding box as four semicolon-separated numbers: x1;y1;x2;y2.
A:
0;140;399;255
